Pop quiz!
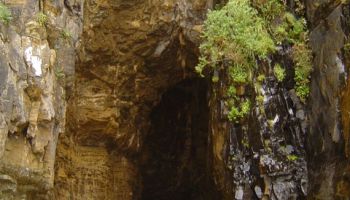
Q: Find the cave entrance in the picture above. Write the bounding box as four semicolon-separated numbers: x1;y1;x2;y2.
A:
140;78;221;200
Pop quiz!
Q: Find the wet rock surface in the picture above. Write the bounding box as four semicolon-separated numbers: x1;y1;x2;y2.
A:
0;0;350;199
210;61;308;199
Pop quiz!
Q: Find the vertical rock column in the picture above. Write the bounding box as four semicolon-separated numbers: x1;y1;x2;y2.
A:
306;0;350;198
0;0;82;198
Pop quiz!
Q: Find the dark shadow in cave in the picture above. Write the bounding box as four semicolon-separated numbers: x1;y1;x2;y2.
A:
140;78;221;200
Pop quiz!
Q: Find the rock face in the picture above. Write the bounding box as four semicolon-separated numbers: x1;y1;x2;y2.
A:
0;0;350;199
54;0;215;199
140;78;221;200
0;0;81;199
307;1;350;198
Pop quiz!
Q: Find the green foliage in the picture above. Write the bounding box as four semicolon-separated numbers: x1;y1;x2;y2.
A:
267;9;308;46
292;43;312;101
0;3;12;25
287;154;299;161
295;84;310;101
270;12;312;100
256;95;264;104
61;29;72;40
273;63;286;82
197;0;275;122
195;57;209;76
229;65;249;84
267;119;275;128
197;0;312;122
344;42;350;52
242;138;250;148
257;74;265;82
212;74;219;83
284;13;308;43
228;99;251;122
197;0;275;73
252;0;284;21
227;86;237;97
55;68;65;79
37;12;48;27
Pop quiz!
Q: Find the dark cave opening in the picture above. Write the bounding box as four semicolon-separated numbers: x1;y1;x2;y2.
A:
140;78;221;200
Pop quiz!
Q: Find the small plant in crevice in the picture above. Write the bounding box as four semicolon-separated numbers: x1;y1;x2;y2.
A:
0;3;12;25
274;63;286;82
257;74;266;82
241;137;250;148
229;65;250;84
292;43;313;102
36;12;48;27
256;95;264;104
61;29;72;40
55;67;65;79
196;0;313;121
254;74;266;114
287;154;299;161
344;42;350;52
212;76;219;83
227;99;251;122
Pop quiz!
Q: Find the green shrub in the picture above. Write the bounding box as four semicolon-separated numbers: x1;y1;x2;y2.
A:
197;0;275;122
228;99;251;122
292;43;312;101
259;4;307;46
256;95;264;104
284;13;307;42
37;12;48;26
252;0;284;21
196;0;312;121
257;74;266;82
61;29;72;40
295;85;310;101
344;42;350;52
274;63;286;82
195;57;209;76
197;0;275;74
287;154;298;161
271;12;312;100
227;86;237;97
0;3;12;25
229;65;249;84
55;68;65;79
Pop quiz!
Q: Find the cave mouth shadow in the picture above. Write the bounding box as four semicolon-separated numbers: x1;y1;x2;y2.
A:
140;78;221;200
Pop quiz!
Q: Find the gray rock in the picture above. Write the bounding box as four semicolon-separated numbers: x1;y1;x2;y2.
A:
296;110;305;120
254;185;263;198
235;186;244;200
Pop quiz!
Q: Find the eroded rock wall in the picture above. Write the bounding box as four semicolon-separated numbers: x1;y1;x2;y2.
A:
1;0;350;199
0;0;82;199
54;0;215;199
207;0;350;199
306;0;350;199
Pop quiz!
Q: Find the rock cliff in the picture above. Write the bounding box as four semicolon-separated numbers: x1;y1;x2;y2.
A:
0;0;349;199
